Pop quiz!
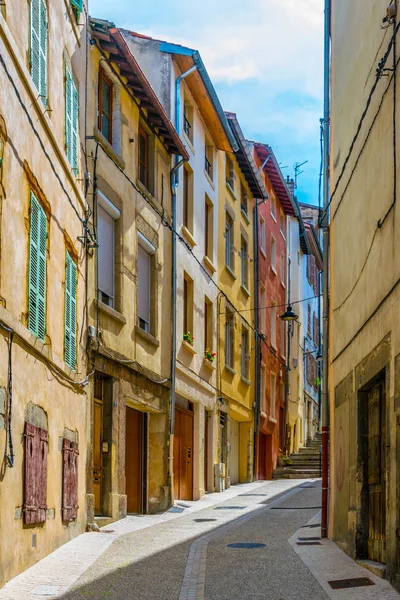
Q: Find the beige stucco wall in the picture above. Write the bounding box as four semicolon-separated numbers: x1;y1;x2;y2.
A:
0;2;88;585
330;0;400;590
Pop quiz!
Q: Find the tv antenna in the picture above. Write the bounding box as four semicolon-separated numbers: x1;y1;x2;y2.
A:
294;160;308;188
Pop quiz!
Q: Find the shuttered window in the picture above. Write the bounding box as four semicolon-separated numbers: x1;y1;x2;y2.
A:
24;422;48;525
30;0;48;106
138;244;150;332
65;64;79;175
97;204;115;307
28;191;47;340
65;251;77;370
62;439;79;522
70;0;82;12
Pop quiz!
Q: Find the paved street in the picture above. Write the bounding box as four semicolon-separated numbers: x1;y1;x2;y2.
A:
1;479;399;600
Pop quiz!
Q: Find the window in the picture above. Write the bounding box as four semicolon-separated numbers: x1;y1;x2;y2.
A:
30;0;48;106
226;155;234;190
259;215;266;253
240;184;248;215
270;195;276;220
65;64;79;175
204;296;212;351
183;101;193;142
28;191;47;340
241;236;249;289
65;251;77;370
271;236;276;271
225;307;235;369
225;212;234;271
241;327;250;380
138;127;149;189
260;363;267;412
24;422;48;524
281;318;286;358
183;166;194;232
70;0;82;19
62;438;79;522
183;272;194;339
98;70;113;142
307;304;311;336
280;212;286;237
205;140;213;180
97;192;120;308
313;312;319;346
271;303;276;348
280;381;285;405
137;232;156;333
205;195;213;259
259;286;266;333
270;372;276;419
281;254;285;285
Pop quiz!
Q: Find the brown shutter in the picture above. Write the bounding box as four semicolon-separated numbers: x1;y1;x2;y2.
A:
24;422;48;525
62;438;79;522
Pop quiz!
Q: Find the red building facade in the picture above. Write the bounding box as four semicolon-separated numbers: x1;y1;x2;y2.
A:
252;143;295;479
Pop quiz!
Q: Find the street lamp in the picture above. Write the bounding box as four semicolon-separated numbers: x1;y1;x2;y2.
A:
279;304;298;322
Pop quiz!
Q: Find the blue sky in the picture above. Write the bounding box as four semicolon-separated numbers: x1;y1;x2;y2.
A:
89;0;323;205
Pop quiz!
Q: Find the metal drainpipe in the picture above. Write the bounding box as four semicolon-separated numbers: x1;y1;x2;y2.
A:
321;0;331;539
284;257;292;454
253;201;260;480
174;65;198;184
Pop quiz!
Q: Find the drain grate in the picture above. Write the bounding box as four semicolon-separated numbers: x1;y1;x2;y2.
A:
214;506;246;510
328;577;375;590
227;542;266;549
193;518;217;522
297;537;321;541
238;493;268;497
296;541;321;546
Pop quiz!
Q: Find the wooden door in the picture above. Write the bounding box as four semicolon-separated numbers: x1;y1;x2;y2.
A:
126;407;143;514
368;382;386;563
258;433;267;480
173;407;193;500
93;399;103;514
204;410;209;492
230;419;240;484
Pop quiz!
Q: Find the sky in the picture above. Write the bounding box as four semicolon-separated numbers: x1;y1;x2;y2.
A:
89;0;324;205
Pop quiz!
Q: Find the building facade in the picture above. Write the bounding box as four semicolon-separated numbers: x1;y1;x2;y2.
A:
330;0;400;591
0;0;89;585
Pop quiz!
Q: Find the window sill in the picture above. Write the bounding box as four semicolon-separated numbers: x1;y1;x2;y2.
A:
271;265;277;276
280;230;286;241
97;300;126;325
280;281;286;289
225;265;237;280
224;364;236;376
203;357;216;371
135;325;159;347
260;247;267;259
94;127;125;170
268;416;277;425
182;130;195;154
137;180;163;213
240;208;250;225
182;339;196;355
270;212;277;223
240;284;251;298
204;170;215;190
240;376;251;386
181;225;196;248
226;181;237;201
203;255;216;274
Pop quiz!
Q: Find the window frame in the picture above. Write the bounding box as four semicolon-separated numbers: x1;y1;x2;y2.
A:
270;372;276;419
137;231;156;334
259;215;266;254
97;191;120;309
65;62;79;175
225;211;234;271
138;126;149;190
240;235;249;289
226;155;235;191
64;250;77;370
271;235;277;272
270;303;277;348
225;307;235;370
98;69;113;143
28;191;47;341
241;326;250;381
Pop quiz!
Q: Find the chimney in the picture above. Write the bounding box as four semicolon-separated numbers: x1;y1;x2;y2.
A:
286;176;295;197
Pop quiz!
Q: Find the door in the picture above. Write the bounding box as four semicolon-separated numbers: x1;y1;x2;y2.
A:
93;398;103;514
174;407;193;500
230;419;240;484
258;433;267;480
368;382;386;563
126;407;143;514
204;410;209;492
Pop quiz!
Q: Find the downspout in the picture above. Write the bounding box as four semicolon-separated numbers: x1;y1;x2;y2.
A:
284;257;292;454
174;65;197;184
321;0;331;539
253;200;260;480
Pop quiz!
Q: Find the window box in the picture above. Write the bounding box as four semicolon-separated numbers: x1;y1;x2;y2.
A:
182;339;196;355
203;357;216;371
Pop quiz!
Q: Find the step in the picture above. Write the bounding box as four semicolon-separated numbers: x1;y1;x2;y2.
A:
273;470;321;479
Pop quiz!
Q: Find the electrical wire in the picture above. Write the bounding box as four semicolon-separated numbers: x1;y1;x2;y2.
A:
218;294;321;315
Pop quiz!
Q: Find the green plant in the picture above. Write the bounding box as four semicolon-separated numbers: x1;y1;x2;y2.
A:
314;376;321;388
204;349;216;362
183;331;194;345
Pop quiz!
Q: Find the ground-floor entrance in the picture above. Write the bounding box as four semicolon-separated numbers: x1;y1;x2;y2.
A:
258;432;273;480
125;407;146;514
229;419;240;484
173;404;194;500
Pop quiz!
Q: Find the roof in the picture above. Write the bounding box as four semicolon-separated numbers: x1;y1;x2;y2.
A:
225;113;268;199
304;222;323;269
89;19;189;160
124;32;238;153
292;196;311;255
252;143;296;216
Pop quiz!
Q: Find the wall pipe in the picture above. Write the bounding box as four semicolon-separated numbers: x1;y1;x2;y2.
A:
284;257;292;453
253;201;260;478
173;65;198;185
321;0;331;539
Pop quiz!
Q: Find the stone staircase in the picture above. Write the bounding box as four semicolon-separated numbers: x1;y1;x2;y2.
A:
273;432;322;479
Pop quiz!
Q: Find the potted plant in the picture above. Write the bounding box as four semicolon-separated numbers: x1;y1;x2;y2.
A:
183;331;194;345
204;348;216;363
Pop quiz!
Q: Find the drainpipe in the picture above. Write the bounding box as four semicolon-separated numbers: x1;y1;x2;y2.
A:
321;0;331;539
284;257;292;454
174;65;198;184
253;201;260;480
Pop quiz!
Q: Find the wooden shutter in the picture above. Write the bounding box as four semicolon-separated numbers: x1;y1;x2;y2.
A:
65;251;77;370
65;65;79;174
138;244;150;328
39;0;47;105
62;438;79;522
30;0;47;105
28;192;47;340
70;0;83;11
24;422;48;525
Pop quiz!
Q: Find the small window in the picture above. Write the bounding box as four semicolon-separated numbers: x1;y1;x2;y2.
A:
313;313;319;346
225;307;235;369
240;184;248;215
98;70;113;143
241;236;249;289
280;212;286;237
270;373;276;419
307;304;311;336
183;272;194;341
204;296;212;352
225;212;234;270
281;254;285;285
97;192;120;308
270;195;276;220
205;195;213;260
271;303;276;348
259;215;266;253
137;232;156;334
139;127;149;189
183;101;193;143
65;64;79;175
183;166;194;232
260;363;267;412
65;251;77;370
28;191;47;340
259;286;266;333
241;327;250;380
24;422;48;524
271;236;276;271
30;0;48;107
205;141;213;180
226;155;234;190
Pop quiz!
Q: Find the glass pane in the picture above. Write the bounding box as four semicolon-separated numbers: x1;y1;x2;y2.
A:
102;78;110;114
101;114;109;140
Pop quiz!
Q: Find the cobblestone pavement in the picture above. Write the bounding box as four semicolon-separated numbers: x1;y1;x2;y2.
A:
1;479;399;600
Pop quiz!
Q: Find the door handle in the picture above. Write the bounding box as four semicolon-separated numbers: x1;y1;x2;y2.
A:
187;447;191;459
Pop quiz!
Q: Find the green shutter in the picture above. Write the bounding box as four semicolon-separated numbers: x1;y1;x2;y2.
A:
28;192;47;340
65;64;79;174
70;0;83;12
64;251;77;370
30;0;47;106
